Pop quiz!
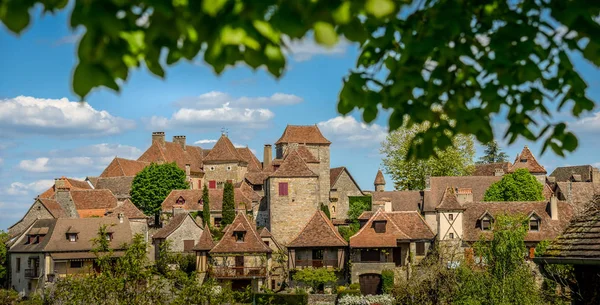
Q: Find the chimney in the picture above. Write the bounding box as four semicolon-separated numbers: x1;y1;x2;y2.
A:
118;213;124;224
550;195;558;220
425;175;431;191
152;132;165;146
54;177;78;218
173;135;186;150
456;188;473;204
494;168;504;176
263;144;272;170
592;167;600;183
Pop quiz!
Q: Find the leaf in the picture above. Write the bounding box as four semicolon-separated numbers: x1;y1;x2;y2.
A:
253;20;280;44
365;0;395;18
2;2;30;33
221;26;246;45
73;63;118;98
202;0;228;16
583;39;600;66
313;22;338;47
332;2;352;24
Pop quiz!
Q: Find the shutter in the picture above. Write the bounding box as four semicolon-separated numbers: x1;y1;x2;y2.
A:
209;181;216;189
279;183;288;196
184;240;195;252
337;248;344;269
289;249;296;269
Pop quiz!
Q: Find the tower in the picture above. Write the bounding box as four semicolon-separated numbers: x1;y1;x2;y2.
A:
374;169;386;192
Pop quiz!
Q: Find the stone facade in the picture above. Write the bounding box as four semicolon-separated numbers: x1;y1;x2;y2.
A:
203;162;247;188
330;170;362;220
267;177;320;246
8;201;54;237
153;215;202;260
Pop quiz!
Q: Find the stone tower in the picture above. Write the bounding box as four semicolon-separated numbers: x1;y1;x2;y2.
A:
374;169;386;192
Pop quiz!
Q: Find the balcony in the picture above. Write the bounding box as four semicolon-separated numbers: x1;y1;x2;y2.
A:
209;266;266;279
24;268;39;278
295;259;338;269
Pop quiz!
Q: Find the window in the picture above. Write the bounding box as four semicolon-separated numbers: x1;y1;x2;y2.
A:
67;233;78;242
416;242;426;256
481;218;491;231
226;166;232;171
184;240;195;252
312;249;324;260
176;196;185;205
209;180;216;189
278;182;288;196
105;233;113;241
16;258;20;273
234;232;245;242
520;158;527;163
449;233;454;239
331;205;336;214
360;249;381;262
70;261;83;268
253;184;263;191
448;214;454;221
529;218;540;231
214;218;222;227
209;166;215;171
373;220;386;233
264;241;270;246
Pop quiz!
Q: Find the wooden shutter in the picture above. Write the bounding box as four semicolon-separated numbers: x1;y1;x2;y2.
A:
279;182;288;196
289;249;296;269
337;248;345;269
209;180;216;189
184;240;195;252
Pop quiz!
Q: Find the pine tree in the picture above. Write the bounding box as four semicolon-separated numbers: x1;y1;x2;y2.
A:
478;140;509;164
221;182;235;226
202;184;210;228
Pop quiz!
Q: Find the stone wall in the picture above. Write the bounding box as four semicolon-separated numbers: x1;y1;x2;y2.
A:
203;162;246;186
308;294;337;305
165;216;203;253
424;212;437;234
268;177;320;246
211;254;268;268
313;145;330;207
331;170;362;220
350;262;397;284
8;200;54;237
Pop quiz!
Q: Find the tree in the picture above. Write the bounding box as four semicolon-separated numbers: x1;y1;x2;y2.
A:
130;162;188;224
382;123;475;190
202;184;211;228
2;1;596;158
0;231;8;286
320;203;331;219
484;168;544;201
221;182;235;226
339;196;372;241
292;267;338;293
477;140;509;164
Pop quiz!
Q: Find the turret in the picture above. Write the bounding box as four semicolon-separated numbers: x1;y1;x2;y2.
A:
374;169;386;192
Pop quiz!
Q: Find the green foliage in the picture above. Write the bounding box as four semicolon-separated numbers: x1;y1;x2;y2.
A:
381;269;395;293
348;283;360;290
381;124;475;190
0;231;9;286
221;182;235;226
337;289;362;299
292;267;338;293
254;293;308;305
2;1;597;157
477;140;509;164
320;203;331;219
535;240;575;304
338;224;359;242
348;196;371;221
202;184;211;227
130;162;188;218
484;168;544;201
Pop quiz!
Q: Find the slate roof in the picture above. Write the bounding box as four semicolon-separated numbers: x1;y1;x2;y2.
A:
210;213;271;254
424;176;502;212
203;135;244;163
93;176;135;199
99;158;149;177
550;165;595;182
106;199;146;219
288;211;347;248
153;213;200;239
350;210;434;248
461;201;573;242
137;141;204;173
270;149;317;178
472;162;511;176
374;170;386;185
436;187;466;211
161;189;204;212
193;228;215;251
509;146;546;174
275;125;331;145
372;191;422;211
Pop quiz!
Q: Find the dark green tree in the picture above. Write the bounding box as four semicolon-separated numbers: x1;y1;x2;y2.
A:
2;0;597;157
477;140;509;164
483;168;544;201
202;184;210;228
320;203;331;219
130;162;188;224
0;231;8;286
221;182;235;226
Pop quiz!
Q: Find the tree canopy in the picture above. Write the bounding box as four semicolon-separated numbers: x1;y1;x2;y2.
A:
221;182;235;226
382;123;475;190
484;168;544;201
1;0;597;158
477;140;509;164
130;162;189;220
202;184;210;227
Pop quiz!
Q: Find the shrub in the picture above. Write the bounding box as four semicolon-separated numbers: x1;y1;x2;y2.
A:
348;283;360;290
338;294;395;305
337;289;361;300
253;293;308;305
292;267;338;293
381;269;394;293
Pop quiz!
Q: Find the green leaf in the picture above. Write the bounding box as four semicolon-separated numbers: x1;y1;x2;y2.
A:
221;26;246;45
332;2;352;24
253;20;280;44
73;63;118;98
583;40;600;66
202;0;228;16
365;0;395;18
313;22;338;47
2;2;30;33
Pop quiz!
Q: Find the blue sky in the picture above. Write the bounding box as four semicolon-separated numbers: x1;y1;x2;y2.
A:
0;9;598;230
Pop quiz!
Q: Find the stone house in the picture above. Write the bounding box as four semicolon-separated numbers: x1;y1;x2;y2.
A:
104;199;148;239
287;211;348;287
329;167;363;221
8;217;132;296
7;198;66;240
152;212;203;260
97;157;149;178
349;209;435;295
208;212;272;291
87;176;135;201
549;165;600;183
507;145;547;183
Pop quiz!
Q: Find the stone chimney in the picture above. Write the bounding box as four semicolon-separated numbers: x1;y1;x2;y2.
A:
425;175;431;191
549;195;559;220
456;188;473;204
263;144;272;170
592;167;600;183
173;135;186;150
54;177;78;218
494;168;504;176
152;132;165;146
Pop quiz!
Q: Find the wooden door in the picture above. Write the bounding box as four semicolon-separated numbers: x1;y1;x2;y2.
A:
235;256;244;276
359;274;382;295
393;247;402;266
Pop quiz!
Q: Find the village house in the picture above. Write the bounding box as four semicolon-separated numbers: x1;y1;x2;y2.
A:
8;216;133;296
329;167;363;221
152;212;203;261
258;227;286;290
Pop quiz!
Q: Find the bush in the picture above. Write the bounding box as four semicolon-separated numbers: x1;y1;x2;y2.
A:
348;283;360;290
253;293;308;305
381;269;394;293
292;267;338;293
338;294;395;305
337;289;361;300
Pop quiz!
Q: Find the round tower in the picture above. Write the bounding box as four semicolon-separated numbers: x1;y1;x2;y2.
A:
374;169;386;192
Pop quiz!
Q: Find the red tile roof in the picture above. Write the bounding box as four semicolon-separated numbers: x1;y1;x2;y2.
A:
270;149;317;178
330;167;345;187
290;145;319;163
161;190;203;212
372;191;422;211
509;146;546;174
100;158;149;177
210;213;271;253
138;141;204;173
350;210;434;248
424;176;502;211
107;199;146;219
38;198;66;218
194;229;215;251
70;189;118;211
204;183;259;212
275;125;331;145
288;211;347;248
237;147;262;171
203;135;244;163
39;178;92;199
436;187;465;210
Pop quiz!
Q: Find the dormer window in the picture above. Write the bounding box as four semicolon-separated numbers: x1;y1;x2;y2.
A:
67;233;78;242
481;218;492;231
373;220;386;233
529;218;540;231
520;158;527;163
234;232;245;242
176;196;185;205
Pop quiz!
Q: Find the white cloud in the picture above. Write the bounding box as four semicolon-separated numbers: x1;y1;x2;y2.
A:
571;112;600;133
0;96;135;137
318;116;387;148
175;91;303;109
5;180;54;196
194;139;218;145
283;36;350;62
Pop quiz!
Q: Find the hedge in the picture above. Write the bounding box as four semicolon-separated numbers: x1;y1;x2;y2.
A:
253;293;308;305
381;269;394;293
337;289;361;300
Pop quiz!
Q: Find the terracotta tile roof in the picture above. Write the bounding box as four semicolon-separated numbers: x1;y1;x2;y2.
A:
424;176;502;211
107;199;146;219
287;145;319;163
275;125;331;145
39;177;92;199
461;201;573;242
543;183;554;200
10;217;132;253
288;211;348;248
70;189;118;211
374;169;386;185
550;165;595;182
350;210;434;248
153;213;200;239
194;229;215;251
138;141;204;173
259;227;272;238
93;176;134;200
237;147;262;172
330;167;345;187
270;149;317;178
436;187;466;210
210;213;271;254
509;146;546;174
100;158;149;177
161;190;203;212
203;135;244;163
38;198;66;218
245;171;270;185
472;162;511;176
555;182;600;214
372;191;422;211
